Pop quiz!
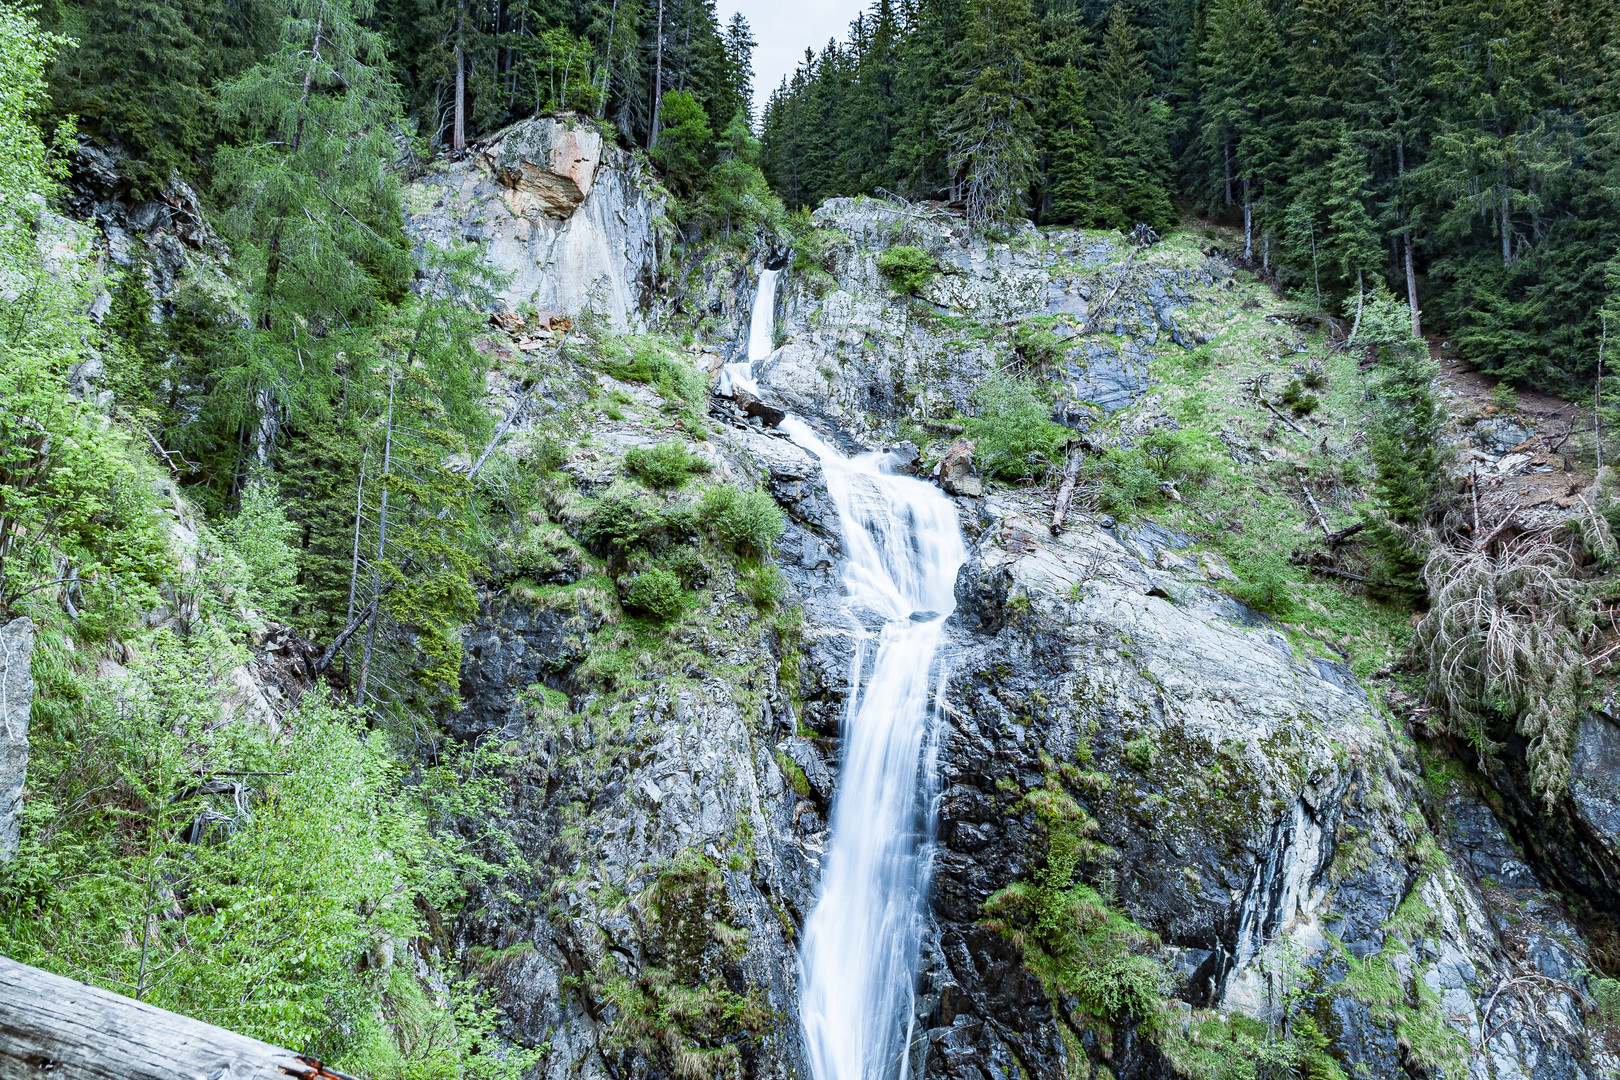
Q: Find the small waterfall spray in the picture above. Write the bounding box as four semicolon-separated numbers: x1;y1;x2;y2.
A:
723;268;967;1080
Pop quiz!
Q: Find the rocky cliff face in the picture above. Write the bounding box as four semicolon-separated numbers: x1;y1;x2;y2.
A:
449;193;1620;1080
404;116;663;331
0;617;33;860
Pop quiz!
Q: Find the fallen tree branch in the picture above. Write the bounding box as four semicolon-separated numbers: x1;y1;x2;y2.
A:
467;327;573;481
1081;247;1139;334
1261;397;1310;438
1326;522;1367;546
1051;442;1085;535
1296;467;1331;539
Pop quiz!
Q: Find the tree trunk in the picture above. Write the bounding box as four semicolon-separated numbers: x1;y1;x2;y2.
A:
1500;190;1512;266
1347;270;1365;345
1223;145;1232;206
0;955;349;1080
1404;232;1421;338
1262;230;1270;275
453;10;466;153
1242;178;1252;262
647;0;664;149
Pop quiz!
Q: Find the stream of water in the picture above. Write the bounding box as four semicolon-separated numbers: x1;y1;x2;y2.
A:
727;269;968;1080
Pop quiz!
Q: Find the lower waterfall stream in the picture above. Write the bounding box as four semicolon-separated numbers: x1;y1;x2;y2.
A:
731;269;969;1080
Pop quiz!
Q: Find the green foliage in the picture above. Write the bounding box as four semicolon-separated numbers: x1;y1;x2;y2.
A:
653;90;715;196
598;337;709;421
40;0;273;195
1361;291;1446;599
1278;379;1320;415
982;759;1166;1026
1084;431;1201;519
960;373;1069;481
1087;6;1177;232
623;567;686;623
698;485;785;557
940;0;1038;230
877;245;939;295
0;5;73;252
624;441;711;489
738;559;786;610
219;482;303;622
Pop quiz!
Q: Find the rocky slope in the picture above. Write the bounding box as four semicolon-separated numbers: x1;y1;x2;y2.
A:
443;187;1620;1080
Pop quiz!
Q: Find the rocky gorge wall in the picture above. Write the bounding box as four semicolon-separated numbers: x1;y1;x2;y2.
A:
450;191;1620;1080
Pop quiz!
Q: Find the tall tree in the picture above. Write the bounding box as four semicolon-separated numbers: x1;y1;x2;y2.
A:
1089;5;1176;230
942;0;1039;227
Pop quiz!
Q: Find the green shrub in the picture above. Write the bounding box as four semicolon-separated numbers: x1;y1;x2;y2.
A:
1085;431;1202;519
1012;323;1065;372
699;486;785;556
622;567;686;622
739;560;786;610
624;441;711;489
877;245;939;295
1279;379;1320;415
219;482;303;621
600;337;708;418
656;544;709;588
583;494;662;557
960;373;1070;481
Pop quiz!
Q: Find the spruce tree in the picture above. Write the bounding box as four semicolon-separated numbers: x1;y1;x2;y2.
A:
1089;5;1176;231
1046;64;1098;223
942;0;1039;228
206;0;410;487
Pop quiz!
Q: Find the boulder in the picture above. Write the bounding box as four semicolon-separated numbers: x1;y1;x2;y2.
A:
733;386;786;427
0;617;34;859
935;439;983;497
493;118;603;218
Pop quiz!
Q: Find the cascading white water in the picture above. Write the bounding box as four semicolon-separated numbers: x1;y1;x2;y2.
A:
718;267;778;397
720;267;967;1080
785;417;966;1080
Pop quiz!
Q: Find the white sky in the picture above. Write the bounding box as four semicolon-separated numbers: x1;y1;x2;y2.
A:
718;0;867;120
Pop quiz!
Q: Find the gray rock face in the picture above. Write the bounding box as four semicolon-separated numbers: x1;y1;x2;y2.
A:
0;617;34;859
404;116;661;330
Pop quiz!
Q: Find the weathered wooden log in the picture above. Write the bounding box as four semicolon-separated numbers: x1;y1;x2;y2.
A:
0;954;353;1080
1050;442;1085;535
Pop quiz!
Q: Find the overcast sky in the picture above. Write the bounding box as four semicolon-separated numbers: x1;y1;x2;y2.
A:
718;0;864;120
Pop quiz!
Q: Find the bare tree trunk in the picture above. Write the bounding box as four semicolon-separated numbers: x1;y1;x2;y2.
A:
345;449;368;625
598;0;619;116
1262;230;1270;275
1242;178;1252;262
1404;232;1421;338
453;4;466;152
1500;190;1512;266
648;0;664;149
1347;270;1365;345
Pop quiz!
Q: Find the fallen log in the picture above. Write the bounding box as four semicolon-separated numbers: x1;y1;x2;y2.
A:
0;954;355;1080
1050;442;1085;535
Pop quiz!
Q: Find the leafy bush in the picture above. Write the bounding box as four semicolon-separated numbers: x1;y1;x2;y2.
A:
699;486;785;556
624;441;711;489
877;245;939;295
623;567;686;623
1012;323;1066;372
1084;431;1200;518
583;494;663;558
960;374;1070;481
219;482;303;621
739;560;786;610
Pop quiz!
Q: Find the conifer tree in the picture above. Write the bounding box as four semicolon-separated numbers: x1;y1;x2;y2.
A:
942;0;1039;228
206;0;410;485
1046;64;1098;223
1191;0;1282;257
1089;5;1176;230
1322;131;1383;336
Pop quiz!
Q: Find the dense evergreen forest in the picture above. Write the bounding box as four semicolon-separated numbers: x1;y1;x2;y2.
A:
760;0;1620;393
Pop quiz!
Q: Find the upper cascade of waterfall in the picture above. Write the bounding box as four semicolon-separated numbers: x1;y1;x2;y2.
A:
719;267;778;398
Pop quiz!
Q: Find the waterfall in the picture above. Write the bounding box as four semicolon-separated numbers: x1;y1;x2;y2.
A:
718;267;778;397
724;268;967;1080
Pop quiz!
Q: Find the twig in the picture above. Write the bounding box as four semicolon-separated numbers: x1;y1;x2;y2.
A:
1262;397;1310;438
468;327;573;481
1296;467;1331;539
